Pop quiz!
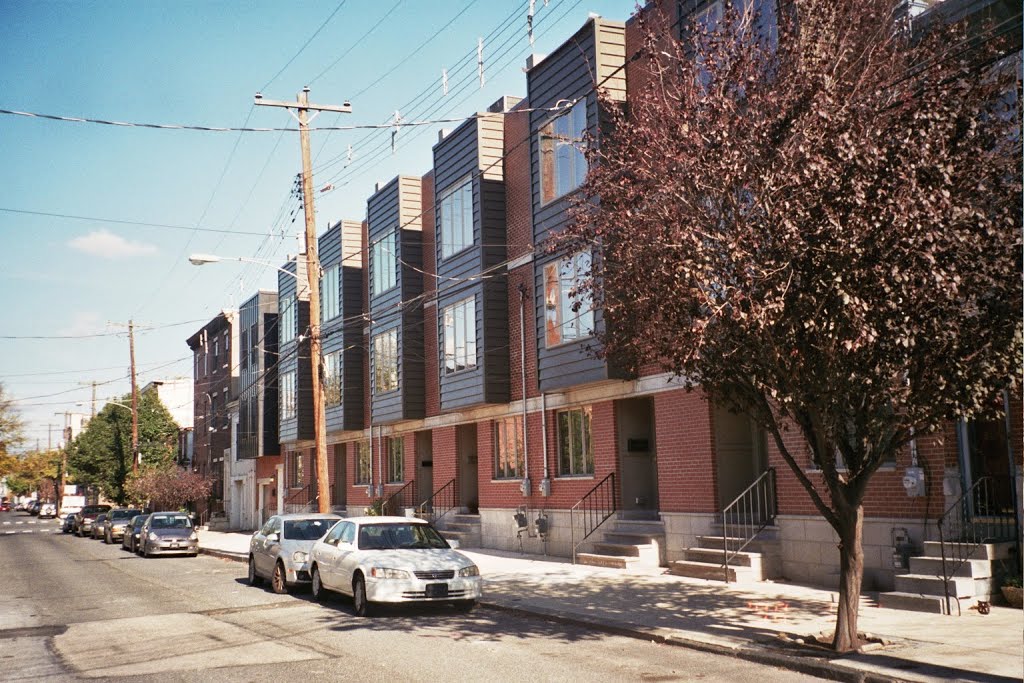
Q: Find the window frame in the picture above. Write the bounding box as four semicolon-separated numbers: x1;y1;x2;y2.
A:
354;440;371;485
372;327;399;394
544;250;595;348
280;370;297;421
494;416;525;480
321;264;340;321
386;437;404;483
538;97;589;206
439;177;474;260
370;231;398;296
556;406;594;477
279;294;297;345
441;295;477;375
323;350;342;408
288;451;304;489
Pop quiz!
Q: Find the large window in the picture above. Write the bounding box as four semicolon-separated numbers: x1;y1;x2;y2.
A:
239;329;249;370
280;370;297;420
355;441;371;485
494;416;525;480
324;351;342;407
280;295;297;344
439;179;474;258
544;251;594;347
321;264;340;321
386;437;404;483
539;98;588;204
372;328;398;394
371;231;397;295
249;322;259;367
557;406;594;476
442;296;477;374
288;450;304;488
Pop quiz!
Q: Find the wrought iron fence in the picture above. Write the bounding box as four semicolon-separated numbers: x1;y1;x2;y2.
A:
722;468;777;583
418;478;457;525
570;472;617;564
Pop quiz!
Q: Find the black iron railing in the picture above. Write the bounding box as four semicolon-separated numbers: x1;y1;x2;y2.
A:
418;478;457;525
938;475;1018;615
571;472;617;564
722;468;777;583
284;483;317;511
381;479;416;516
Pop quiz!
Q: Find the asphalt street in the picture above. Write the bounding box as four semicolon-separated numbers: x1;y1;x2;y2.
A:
0;510;825;682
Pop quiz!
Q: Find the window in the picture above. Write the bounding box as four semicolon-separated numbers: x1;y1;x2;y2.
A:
372;328;398;394
321;265;340;321
371;231;397;295
280;371;297;420
539;98;588;204
442;296;477;374
249;322;259;367
324;351;342;407
240;328;249;370
494;416;525;479
440;179;474;258
224;331;230;353
213;339;219;368
280;295;297;344
355;441;371;485
557;406;594;476
544;251;594;347
288;451;304;488
386;437;404;483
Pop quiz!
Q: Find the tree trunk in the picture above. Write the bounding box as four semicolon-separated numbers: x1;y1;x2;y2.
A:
833;503;865;652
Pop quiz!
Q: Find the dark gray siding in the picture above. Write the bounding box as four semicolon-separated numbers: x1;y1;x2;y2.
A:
320;220;365;433
527;18;627;392
238;292;280;459
278;259;314;444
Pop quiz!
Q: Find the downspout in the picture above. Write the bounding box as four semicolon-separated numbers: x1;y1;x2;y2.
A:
519;284;530;496
377;425;384;498
541;392;549;481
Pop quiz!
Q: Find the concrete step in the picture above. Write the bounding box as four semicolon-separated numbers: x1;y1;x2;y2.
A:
922;541;1013;561
591;542;645;557
893;573;975;598
604;531;664;545
684;547;761;568
667;560;742;582
696;535;775;553
618;509;661;521
576;552;641;570
611;520;665;535
449;514;482;525
446;522;480;533
878;591;949;614
908;556;993;578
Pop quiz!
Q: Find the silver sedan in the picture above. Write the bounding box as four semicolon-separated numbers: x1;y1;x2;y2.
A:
248;513;341;594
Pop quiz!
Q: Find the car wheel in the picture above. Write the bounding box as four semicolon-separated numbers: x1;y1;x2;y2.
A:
271;562;289;594
452;599;477;613
353;574;371;617
247;557;264;587
311;565;327;602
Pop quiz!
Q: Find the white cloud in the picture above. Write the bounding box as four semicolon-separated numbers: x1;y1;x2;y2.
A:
59;311;106;337
68;229;157;259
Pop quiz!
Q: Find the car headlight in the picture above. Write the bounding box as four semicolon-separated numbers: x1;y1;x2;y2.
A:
292;551;308;563
148;532;158;541
190;532;198;541
458;565;480;577
370;567;410;579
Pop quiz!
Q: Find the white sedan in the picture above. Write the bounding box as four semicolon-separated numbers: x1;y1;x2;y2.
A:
309;516;482;616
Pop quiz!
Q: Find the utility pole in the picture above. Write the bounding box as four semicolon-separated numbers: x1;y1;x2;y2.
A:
129;319;139;473
78;381;98;419
54;411;74;513
255;87;351;514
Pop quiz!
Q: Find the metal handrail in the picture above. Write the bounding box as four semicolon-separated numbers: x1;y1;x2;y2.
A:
721;468;777;583
381;479;416;516
937;475;1017;614
570;472;617;564
283;482;317;511
418;478;457;525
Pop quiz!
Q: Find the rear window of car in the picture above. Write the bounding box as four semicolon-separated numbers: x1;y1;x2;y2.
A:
110;509;141;520
283;518;339;541
149;515;192;529
131;515;149;526
357;523;449;550
82;505;111;514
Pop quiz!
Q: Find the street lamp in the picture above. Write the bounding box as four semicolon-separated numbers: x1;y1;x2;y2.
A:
189;252;330;515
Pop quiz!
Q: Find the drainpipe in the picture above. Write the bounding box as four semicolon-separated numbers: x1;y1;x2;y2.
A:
541;392;549;482
519;285;530;496
377;425;384;498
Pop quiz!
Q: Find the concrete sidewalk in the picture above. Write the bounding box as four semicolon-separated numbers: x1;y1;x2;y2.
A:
198;529;1023;683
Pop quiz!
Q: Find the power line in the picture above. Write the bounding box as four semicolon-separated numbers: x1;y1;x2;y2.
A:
261;0;349;92
0;207;274;236
0;318;210;340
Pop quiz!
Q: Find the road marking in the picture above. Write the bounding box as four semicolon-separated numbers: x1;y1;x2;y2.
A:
4;531;14;535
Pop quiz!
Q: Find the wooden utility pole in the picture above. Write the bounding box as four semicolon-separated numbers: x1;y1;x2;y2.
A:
78;381;98;419
129;320;140;473
255;87;351;514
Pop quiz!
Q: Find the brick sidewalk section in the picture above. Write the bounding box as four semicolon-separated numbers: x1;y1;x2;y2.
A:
198;529;1023;683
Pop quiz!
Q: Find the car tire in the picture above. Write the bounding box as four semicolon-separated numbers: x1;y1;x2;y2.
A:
247;557;264;587
271;562;289;594
311;565;328;602
353;575;371;617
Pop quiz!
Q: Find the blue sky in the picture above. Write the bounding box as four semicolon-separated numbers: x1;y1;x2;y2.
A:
0;0;634;449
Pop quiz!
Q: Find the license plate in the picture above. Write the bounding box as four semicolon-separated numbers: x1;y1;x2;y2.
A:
170;543;179;548
425;583;448;598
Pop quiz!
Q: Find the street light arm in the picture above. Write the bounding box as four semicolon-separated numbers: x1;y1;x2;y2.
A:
188;253;301;280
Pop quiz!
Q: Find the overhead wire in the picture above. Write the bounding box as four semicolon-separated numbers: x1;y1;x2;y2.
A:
261;0;349;92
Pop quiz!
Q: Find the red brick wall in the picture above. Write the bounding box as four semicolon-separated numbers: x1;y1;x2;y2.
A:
432;426;458;494
653;388;719;512
422;172;440;418
346;441;373;509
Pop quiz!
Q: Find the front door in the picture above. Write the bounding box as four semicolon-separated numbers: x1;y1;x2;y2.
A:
416;431;433;510
713;403;768;511
332;445;346;510
456;424;478;511
617;397;658;514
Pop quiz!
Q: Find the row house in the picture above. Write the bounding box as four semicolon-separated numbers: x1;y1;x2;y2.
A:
271;1;1020;605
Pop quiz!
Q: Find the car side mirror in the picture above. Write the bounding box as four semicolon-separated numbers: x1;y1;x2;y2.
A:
448;539;460;549
267;532;279;543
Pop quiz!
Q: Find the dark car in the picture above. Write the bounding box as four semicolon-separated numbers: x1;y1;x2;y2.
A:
90;513;109;539
0;501;10;512
26;500;41;515
100;508;144;544
61;514;76;533
138;512;198;557
74;504;111;536
121;514;150;553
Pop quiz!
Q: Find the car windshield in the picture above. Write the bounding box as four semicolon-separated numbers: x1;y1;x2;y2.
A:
131;515;149;528
110;509;140;521
150;515;192;530
82;505;110;514
357;523;449;550
283;518;339;541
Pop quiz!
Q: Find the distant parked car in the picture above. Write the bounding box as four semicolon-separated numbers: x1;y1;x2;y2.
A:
90;513;108;539
59;506;81;523
26;500;41;515
74;505;111;536
38;502;57;519
122;514;150;553
100;508;144;544
248;513;341;594
0;501;10;512
308;516;481;616
61;514;76;533
138;512;198;557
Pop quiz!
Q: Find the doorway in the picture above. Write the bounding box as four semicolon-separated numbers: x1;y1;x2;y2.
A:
416;431;434;509
713;403;768;509
456;424;478;512
616;397;658;514
332;444;346;510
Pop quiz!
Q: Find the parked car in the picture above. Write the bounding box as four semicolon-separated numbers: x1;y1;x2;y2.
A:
61;514;76;533
100;508;144;544
60;505;82;523
308;516;481;616
248;513;341;594
26;500;41;515
90;513;109;539
138;512;198;557
74;504;111;536
38;502;57;519
122;514;150;553
0;500;10;512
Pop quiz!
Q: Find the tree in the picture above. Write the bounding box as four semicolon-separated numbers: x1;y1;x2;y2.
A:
68;391;180;504
558;0;1021;652
0;381;24;475
125;463;212;511
3;448;60;498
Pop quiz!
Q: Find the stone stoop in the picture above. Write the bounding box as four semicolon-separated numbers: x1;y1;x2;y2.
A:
439;513;482;549
878;541;1013;614
667;528;781;583
575;517;665;571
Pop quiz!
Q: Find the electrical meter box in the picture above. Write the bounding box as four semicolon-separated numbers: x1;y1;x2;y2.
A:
902;467;925;497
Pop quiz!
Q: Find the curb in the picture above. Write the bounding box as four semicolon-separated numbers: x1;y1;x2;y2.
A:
199;547;247;563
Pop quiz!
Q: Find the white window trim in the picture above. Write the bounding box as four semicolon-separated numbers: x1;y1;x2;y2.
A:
538;97;588;207
439;177;474;260
442;296;477;375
